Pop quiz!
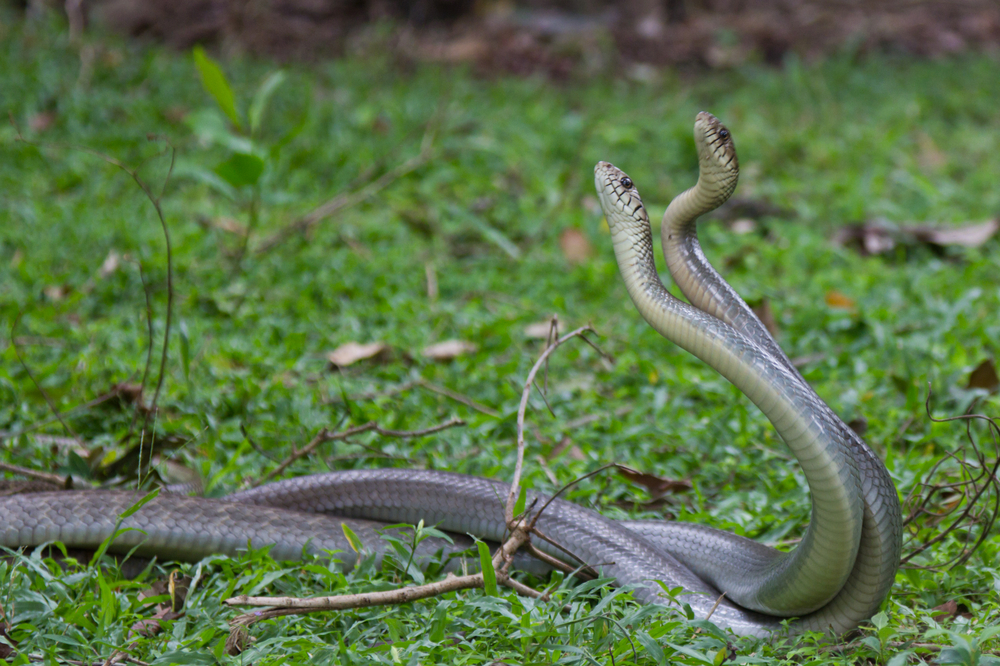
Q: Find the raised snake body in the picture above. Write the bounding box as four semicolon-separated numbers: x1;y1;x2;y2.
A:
0;114;900;638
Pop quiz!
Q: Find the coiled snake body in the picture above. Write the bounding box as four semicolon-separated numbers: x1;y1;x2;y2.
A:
0;114;900;637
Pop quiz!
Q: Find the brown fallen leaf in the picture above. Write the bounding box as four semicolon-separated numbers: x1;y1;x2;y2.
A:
226;625;251;656
0;625;16;659
931;600;973;623
43;284;69;301
524;319;561;340
130;607;184;637
824;290;856;310
213;217;248;236
547;436;586;462
29;111;56;132
99;250;120;278
832;221;897;256
967;359;999;393
616;464;693;497
326;341;389;368
559;228;593;264
729;218;757;235
164;106;188;123
129;572;191;638
834;218;1000;255
422;339;477;361
911;219;999;248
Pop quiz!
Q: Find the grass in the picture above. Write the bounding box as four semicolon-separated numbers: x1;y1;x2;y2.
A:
2;9;1000;665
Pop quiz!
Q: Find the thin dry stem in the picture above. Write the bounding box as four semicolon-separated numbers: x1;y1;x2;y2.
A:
0;462;70;488
254;417;464;487
508;325;599;523
255;117;439;255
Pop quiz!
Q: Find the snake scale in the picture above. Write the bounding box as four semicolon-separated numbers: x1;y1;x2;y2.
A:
0;113;900;637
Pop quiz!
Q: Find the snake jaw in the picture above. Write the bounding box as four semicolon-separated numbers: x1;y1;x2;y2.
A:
694;111;739;193
594;162;650;231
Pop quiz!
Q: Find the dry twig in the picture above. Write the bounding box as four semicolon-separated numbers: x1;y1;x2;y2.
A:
252;417;465;487
254;119;439;255
900;385;1000;569
225;325;607;636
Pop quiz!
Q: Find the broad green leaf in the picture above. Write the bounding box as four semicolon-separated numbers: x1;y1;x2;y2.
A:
477;541;497;596
215;152;265;189
341;522;363;553
249;70;287;135
184;108;253;153
192;46;242;130
119;487;161;520
171;160;238;200
887;652;914;666
513;485;527;517
871;610;889;629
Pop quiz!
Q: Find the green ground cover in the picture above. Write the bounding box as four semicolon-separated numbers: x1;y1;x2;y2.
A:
1;10;999;665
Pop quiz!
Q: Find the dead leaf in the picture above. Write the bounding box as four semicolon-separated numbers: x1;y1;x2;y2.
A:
616;464;693;497
213;217;248;235
524;319;561;340
28;111;56;132
911;219;999;248
326;341;388;368
931;600;972;623
834;218;999;255
130;572;191;637
43;284;69;301
226;625;251;655
547;436;586;462
559;228;593;264
422;339;477;361
730;218;757;235
99;250;120;278
832;221;897;256
824;290;856;310
130;608;184;637
967;359;999;393
0;625;16;659
749;298;779;337
164;106;188;123
916;131;947;170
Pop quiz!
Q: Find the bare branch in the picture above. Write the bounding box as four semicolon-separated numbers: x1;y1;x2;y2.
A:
416;378;500;418
0;462;70;488
508;325;600;523
254;120;439;255
253;417;464;487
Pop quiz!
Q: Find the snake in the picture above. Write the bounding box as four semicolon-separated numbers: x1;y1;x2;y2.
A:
0;114;900;638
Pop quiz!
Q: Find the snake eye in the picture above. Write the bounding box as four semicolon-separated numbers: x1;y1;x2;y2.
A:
620;176;633;189
718;128;730;141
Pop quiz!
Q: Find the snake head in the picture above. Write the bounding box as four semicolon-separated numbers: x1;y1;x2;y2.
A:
694;112;739;196
594;161;650;232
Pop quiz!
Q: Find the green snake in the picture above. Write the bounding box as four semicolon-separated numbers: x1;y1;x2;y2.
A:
0;114;900;638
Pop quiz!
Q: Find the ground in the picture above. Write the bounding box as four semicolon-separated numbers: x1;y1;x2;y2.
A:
0;8;999;665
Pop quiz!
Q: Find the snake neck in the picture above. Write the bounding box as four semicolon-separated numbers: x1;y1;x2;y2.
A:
602;193;863;617
659;150;902;630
